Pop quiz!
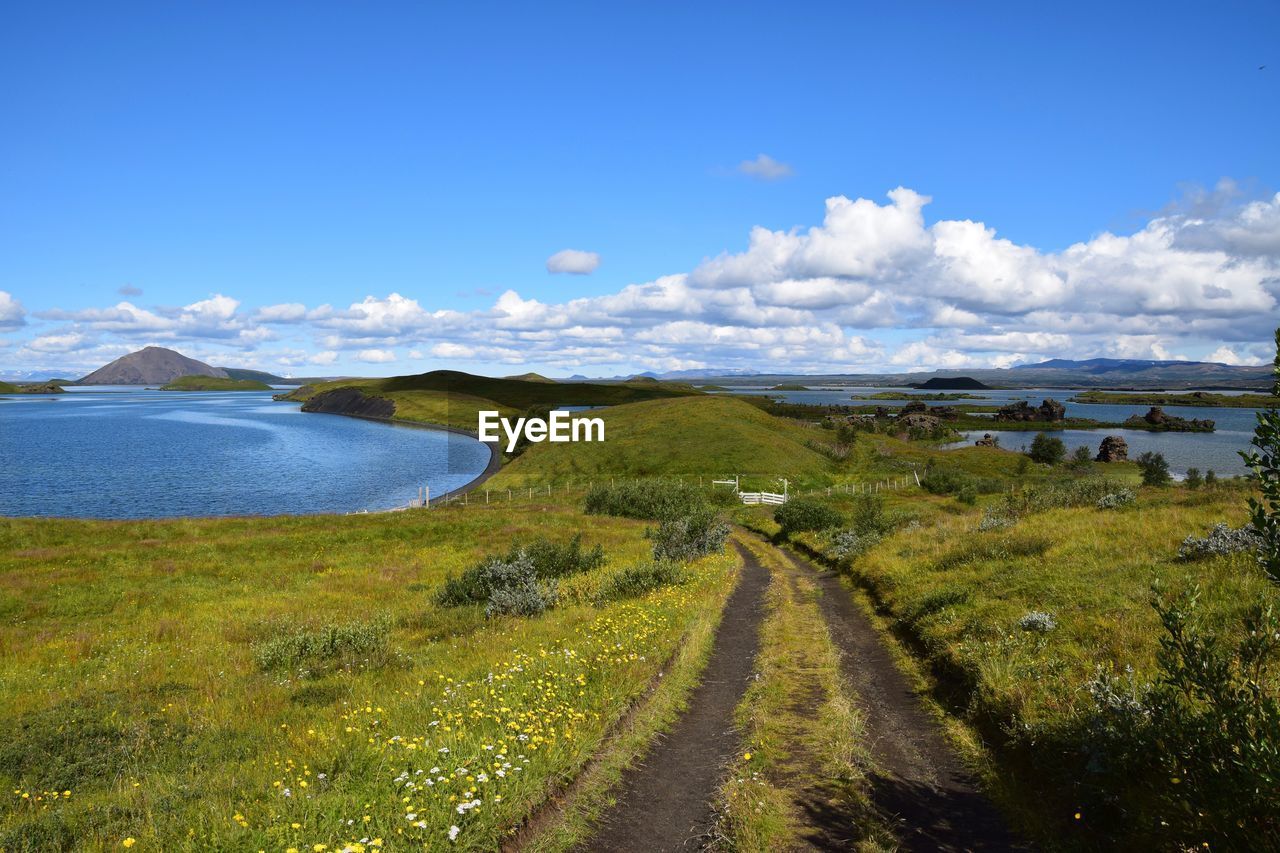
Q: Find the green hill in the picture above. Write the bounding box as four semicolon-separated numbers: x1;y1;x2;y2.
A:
503;372;557;384
221;367;287;384
487;395;834;488
0;381;17;393
160;375;273;391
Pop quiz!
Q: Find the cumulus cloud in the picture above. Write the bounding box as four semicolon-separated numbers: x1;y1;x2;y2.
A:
546;249;601;275
0;291;25;331
737;154;794;181
7;184;1278;374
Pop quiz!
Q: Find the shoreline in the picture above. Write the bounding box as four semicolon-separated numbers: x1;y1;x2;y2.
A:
292;407;503;508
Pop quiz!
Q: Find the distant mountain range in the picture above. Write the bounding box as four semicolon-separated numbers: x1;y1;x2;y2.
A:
6;350;1271;390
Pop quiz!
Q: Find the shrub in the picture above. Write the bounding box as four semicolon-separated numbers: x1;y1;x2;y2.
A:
1015;455;1031;476
649;510;730;561
774;497;843;537
1184;467;1203;489
485;568;557;618
595;561;688;602
1069;444;1093;471
1086;586;1280;850
1096;488;1136;510
1018;610;1057;633
1028;432;1066;465
978;509;1016;531
826;528;883;562
998;478;1121;520
583;479;708;520
1205;469;1218;487
253;618;391;672
436;535;603;606
1241;326;1280;582
921;464;1001;499
1137;451;1171;486
1177;523;1263;561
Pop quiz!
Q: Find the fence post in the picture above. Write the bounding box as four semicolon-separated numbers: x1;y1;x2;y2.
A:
485;490;489;504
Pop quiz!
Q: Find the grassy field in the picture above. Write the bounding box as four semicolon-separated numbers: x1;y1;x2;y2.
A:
159;376;274;391
754;472;1271;847
0;381;16;393
0;504;737;850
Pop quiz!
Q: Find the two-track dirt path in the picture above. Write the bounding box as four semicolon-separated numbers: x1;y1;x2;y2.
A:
580;541;769;851
776;544;1028;852
577;535;1026;852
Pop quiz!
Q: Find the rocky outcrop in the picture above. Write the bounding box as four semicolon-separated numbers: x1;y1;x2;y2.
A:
900;400;929;415
1096;435;1129;462
1123;406;1214;432
975;433;999;447
79;346;228;385
897;413;941;432
301;387;396;419
18;382;66;394
996;398;1066;423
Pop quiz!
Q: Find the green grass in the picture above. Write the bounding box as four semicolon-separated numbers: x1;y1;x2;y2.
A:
0;504;736;850
772;479;1270;846
160;375;273;391
0;381;17;393
488;396;836;489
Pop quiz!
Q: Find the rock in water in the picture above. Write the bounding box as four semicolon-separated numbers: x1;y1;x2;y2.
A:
975;433;999;447
1096;435;1129;462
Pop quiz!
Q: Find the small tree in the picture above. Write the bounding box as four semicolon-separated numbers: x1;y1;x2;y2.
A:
1137;451;1171;486
1028;432;1066;465
1185;468;1203;489
1241;326;1280;582
1069;444;1093;471
1205;470;1218;487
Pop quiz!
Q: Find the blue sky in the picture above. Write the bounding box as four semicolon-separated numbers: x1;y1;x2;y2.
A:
2;1;1278;377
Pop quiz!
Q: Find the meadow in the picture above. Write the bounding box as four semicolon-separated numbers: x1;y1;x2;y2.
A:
0;505;736;850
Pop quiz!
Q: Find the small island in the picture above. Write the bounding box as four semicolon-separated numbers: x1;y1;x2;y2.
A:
852;391;988;401
160;375;273;391
770;383;810;391
0;381;67;394
1071;389;1278;409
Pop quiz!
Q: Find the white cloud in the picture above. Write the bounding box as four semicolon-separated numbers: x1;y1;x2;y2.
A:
7;183;1277;374
737;154;794;181
0;291;25;331
546;249;601;275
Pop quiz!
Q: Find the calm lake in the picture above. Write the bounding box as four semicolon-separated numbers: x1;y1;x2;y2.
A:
0;387;491;519
717;386;1262;477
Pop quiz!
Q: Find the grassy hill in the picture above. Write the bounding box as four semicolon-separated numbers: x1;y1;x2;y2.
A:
278;370;704;432
503;371;556;383
488;395;835;488
0;381;18;393
160;375;273;391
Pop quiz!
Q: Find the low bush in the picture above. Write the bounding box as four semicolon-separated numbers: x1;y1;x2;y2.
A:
1184;467;1203;489
1177;522;1263;561
484;559;558;618
436;534;603;606
1084;586;1280;850
595;561;689;602
1018;610;1057;633
583;479;711;520
649;509;730;561
253;618;391;672
774;497;843;537
1096;488;1136;510
921;464;1001;498
826;528;883;562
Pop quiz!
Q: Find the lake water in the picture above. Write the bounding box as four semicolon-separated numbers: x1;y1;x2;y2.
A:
714;386;1263;476
0;387;492;519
